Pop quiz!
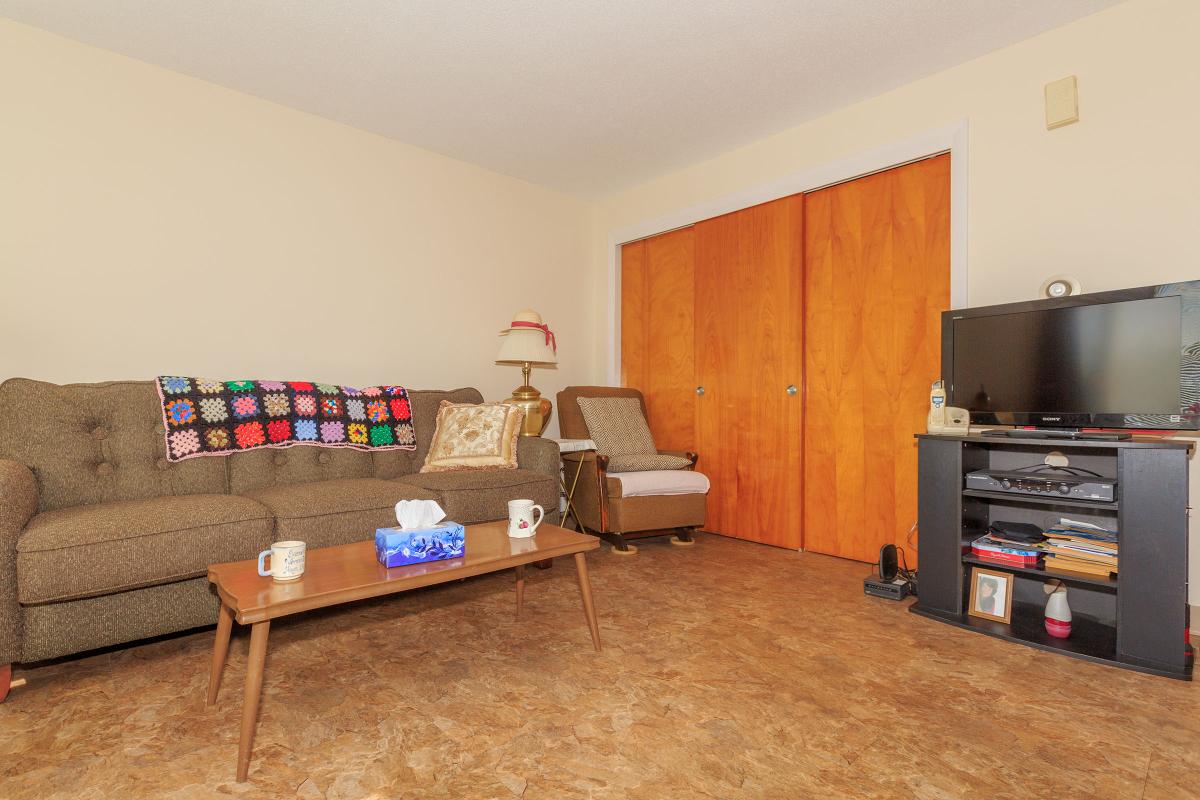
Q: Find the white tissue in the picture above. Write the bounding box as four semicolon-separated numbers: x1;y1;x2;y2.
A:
394;499;447;530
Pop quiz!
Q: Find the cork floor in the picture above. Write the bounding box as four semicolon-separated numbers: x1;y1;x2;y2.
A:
1;533;1198;800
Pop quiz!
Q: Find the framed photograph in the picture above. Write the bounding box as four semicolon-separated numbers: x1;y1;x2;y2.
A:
968;566;1013;624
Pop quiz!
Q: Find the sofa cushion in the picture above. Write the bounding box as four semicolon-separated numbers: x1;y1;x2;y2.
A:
17;494;272;604
243;478;438;550
0;378;229;512
394;469;558;525
229;446;376;494
21;577;220;663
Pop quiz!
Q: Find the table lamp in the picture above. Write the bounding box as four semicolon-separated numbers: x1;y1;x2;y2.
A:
496;309;557;436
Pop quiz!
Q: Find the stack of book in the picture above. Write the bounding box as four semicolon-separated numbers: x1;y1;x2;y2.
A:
970;521;1048;568
1042;519;1118;579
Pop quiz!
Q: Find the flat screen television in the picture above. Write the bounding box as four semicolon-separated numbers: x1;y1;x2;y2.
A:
943;281;1200;431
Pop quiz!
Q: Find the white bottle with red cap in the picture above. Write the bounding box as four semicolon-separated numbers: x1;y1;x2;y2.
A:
1044;580;1072;638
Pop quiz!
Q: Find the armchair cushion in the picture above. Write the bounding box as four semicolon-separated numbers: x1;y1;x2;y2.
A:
607;453;693;472
576;396;689;472
607;470;710;498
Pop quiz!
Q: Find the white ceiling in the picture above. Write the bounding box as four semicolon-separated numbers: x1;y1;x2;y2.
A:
1;1;1122;196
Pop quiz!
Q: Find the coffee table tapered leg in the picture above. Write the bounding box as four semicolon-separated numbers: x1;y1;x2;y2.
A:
207;602;234;706
573;552;601;652
515;564;526;619
236;620;271;782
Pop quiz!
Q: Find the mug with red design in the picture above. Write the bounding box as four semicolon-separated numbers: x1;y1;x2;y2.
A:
507;499;544;538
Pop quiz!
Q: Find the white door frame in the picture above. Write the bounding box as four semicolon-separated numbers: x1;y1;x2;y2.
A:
606;120;969;385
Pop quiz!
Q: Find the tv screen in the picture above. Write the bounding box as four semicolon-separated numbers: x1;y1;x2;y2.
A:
945;283;1200;430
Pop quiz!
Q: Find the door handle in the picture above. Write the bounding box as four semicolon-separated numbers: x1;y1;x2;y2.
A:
695;386;705;396
786;385;798;396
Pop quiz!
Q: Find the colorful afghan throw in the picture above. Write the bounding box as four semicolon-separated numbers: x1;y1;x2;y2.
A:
156;377;417;462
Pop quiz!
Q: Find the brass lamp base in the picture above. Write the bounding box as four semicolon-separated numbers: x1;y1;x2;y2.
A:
500;361;552;436
504;384;552;437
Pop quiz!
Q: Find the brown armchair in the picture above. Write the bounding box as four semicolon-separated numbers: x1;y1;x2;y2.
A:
556;386;707;554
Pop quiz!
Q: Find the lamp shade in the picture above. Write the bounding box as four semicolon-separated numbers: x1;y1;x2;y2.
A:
496;329;556;365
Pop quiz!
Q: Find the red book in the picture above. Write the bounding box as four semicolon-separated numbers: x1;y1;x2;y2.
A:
972;548;1039;567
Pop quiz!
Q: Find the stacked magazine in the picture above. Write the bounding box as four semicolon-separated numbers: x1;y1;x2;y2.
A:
1041;518;1118;578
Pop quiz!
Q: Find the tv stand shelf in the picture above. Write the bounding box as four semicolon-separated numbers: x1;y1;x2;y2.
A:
960;555;1118;590
912;432;1193;680
912;604;1118;667
961;488;1118;510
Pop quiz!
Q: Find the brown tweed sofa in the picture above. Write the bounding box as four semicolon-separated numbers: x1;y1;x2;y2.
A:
0;378;560;682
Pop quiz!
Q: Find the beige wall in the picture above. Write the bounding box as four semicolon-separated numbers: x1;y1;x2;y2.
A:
0;20;594;436
591;0;1200;596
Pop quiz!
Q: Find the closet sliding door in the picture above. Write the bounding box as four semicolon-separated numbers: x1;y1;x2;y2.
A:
620;228;696;452
695;195;804;548
803;154;951;563
618;154;948;557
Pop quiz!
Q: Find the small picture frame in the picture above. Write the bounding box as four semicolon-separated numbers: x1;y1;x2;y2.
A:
968;566;1014;624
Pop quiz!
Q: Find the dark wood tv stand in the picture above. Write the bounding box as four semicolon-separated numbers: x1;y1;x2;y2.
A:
911;432;1193;680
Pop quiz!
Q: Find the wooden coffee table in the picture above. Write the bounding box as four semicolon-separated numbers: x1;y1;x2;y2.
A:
206;520;601;782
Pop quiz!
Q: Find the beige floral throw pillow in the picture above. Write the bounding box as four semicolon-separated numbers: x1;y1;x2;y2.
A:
420;401;525;472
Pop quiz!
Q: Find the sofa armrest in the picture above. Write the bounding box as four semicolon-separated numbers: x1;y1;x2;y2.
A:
516;436;562;479
658;449;700;470
561;451;610;532
0;459;38;665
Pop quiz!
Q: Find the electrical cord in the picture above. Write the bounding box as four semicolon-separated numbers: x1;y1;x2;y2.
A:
902;522;919;593
895;546;916;582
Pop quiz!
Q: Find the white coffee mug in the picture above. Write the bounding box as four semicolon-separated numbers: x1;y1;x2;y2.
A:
258;540;306;582
508;499;544;538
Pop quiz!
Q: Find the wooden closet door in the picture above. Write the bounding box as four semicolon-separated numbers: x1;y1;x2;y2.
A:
620;228;696;451
694;213;738;538
620;240;649;390
695;195;804;548
803;154;951;563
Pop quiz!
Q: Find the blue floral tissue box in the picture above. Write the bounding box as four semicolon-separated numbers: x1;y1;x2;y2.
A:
375;522;466;567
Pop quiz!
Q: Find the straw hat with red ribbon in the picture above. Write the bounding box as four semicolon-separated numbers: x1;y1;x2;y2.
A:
500;309;556;355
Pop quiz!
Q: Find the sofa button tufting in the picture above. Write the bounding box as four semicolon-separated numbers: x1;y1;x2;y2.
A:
91;426;108;440
318;452;331;465
273;454;288;466
156;458;170;470
95;462;115;476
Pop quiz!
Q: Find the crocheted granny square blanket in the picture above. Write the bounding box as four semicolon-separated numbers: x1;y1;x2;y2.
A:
156;377;417;462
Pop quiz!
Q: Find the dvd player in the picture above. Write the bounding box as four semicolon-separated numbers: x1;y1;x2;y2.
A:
965;469;1116;502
